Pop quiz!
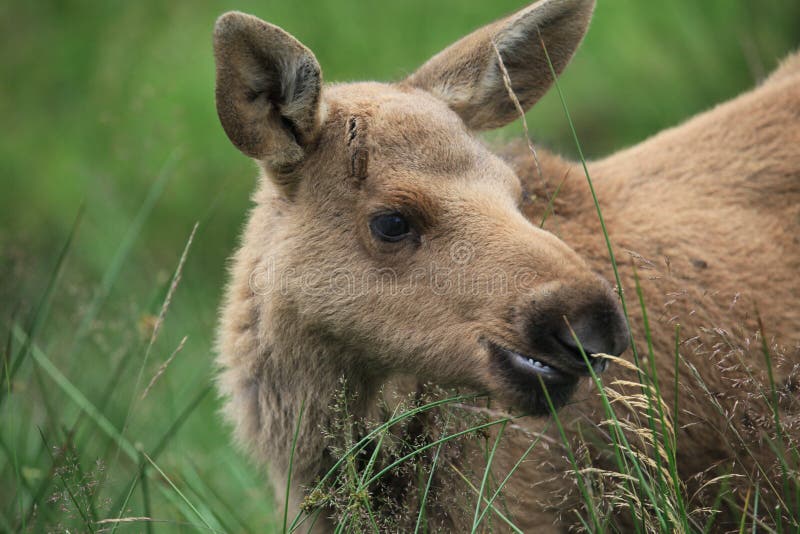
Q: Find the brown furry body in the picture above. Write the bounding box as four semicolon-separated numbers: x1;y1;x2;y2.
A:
493;64;800;529
212;1;799;530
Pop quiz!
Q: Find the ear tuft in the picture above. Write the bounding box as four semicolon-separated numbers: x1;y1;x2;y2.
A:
406;0;595;130
214;12;323;168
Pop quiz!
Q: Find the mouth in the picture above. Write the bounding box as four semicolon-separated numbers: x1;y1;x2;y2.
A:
487;342;609;414
502;347;572;383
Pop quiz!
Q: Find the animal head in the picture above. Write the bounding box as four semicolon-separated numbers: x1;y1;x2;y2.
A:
214;0;628;414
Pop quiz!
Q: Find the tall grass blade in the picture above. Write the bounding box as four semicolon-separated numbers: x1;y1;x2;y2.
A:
673;323;681;447
564;319;664;532
140;457;153;534
473;420;553;528
449;462;522;534
15;325;137;460
1;204;83;407
185;457;256;534
121;221;198;436
739;485;752;534
539;168;570;228
166;462;235;534
539;33;683;532
413;411;452;534
67;151;179;362
537;34;636;354
538;377;601;532
284;398;306;534
109;384;212;530
752;482;760;534
471;420;507;533
756;314;794;528
633;267;688;530
141;451;220;533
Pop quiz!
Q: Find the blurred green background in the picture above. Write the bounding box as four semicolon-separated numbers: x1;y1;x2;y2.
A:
1;1;797;531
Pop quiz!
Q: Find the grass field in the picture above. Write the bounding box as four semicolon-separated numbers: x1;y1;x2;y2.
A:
1;1;798;532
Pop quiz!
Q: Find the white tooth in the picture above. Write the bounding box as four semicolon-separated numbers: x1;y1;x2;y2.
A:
528;358;535;366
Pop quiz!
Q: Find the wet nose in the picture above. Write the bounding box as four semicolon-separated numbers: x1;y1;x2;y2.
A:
525;284;629;371
554;302;630;359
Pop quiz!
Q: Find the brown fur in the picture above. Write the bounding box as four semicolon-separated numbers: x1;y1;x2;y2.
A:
213;0;799;531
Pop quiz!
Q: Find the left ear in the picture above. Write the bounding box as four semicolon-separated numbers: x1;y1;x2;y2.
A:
405;0;594;130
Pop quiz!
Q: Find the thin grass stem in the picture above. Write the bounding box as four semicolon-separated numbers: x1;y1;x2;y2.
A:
473;419;553;527
449;463;523;534
413;411;452;534
538;377;601;531
471;420;507;533
141;452;219;533
284;398;306;534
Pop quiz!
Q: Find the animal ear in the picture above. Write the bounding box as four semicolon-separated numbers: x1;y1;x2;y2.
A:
405;0;594;130
214;12;323;171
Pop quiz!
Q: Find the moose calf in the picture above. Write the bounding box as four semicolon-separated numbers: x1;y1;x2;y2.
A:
214;0;799;530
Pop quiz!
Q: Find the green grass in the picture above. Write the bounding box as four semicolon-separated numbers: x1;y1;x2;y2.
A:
1;1;798;532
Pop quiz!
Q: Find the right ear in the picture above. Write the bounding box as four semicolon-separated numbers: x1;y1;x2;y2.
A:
213;12;323;172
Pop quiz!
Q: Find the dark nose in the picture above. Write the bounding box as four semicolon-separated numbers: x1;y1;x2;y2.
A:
525;284;629;371
554;303;630;359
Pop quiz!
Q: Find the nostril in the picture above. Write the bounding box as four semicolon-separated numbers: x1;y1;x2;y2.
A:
555;322;604;360
524;287;630;372
556;306;630;361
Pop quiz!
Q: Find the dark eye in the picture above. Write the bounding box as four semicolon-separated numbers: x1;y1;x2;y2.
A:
370;212;411;242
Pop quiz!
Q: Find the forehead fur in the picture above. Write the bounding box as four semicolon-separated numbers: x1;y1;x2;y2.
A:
321;82;484;176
